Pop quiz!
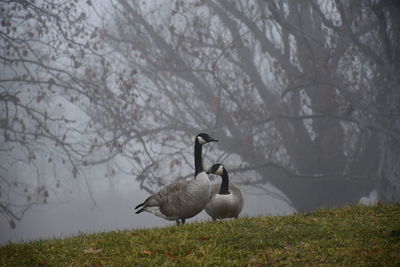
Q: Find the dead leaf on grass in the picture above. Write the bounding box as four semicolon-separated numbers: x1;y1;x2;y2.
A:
143;250;153;256
83;247;102;254
165;252;177;259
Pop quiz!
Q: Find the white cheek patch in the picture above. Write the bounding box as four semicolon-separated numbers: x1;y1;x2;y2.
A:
197;136;207;145
215;165;224;176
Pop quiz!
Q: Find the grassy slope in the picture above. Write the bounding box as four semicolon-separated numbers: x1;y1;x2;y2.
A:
1;204;399;266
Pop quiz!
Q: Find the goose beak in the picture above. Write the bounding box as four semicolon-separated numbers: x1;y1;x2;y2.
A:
209;138;218;142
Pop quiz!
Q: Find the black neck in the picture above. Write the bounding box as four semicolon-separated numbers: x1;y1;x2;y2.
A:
194;139;203;177
218;169;230;194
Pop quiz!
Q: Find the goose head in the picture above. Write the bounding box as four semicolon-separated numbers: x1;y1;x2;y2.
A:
196;133;218;145
207;163;230;194
206;163;225;176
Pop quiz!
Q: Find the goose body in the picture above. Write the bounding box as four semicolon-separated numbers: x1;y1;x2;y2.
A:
134;133;217;225
205;164;244;220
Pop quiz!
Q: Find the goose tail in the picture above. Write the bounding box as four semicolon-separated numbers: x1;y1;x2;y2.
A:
134;195;153;212
135;207;145;214
134;202;145;210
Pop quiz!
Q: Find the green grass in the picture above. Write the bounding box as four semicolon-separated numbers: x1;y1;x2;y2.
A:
1;204;399;266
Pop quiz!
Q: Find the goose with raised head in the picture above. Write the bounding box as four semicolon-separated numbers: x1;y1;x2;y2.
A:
205;164;244;221
134;133;218;225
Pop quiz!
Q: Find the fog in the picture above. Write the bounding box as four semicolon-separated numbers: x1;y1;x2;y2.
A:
1;0;399;246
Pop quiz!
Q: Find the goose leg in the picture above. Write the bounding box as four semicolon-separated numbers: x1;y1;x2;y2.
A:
175;219;181;226
181;219;186;225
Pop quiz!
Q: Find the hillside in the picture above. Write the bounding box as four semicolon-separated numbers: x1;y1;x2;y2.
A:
1;204;399;266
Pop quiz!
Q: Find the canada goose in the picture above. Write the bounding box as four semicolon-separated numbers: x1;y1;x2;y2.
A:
134;133;218;225
205;164;244;221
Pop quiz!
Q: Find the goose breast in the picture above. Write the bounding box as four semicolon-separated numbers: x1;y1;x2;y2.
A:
205;183;244;220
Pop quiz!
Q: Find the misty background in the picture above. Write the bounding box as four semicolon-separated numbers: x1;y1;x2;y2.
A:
1;0;399;245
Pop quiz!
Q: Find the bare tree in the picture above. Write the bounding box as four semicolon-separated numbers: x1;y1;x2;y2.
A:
97;0;399;211
0;0;107;226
